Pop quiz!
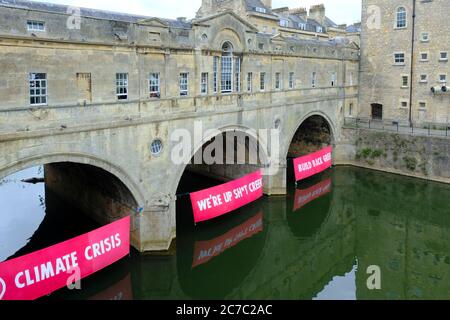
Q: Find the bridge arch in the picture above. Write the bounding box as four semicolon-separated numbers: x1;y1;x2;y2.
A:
0;152;146;258
171;124;271;198
285;111;336;160
0;152;145;206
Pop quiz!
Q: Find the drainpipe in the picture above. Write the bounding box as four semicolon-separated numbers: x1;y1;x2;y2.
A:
408;0;417;127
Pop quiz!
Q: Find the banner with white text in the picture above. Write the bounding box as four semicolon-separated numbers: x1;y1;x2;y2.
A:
293;146;333;182
0;216;130;300
190;171;264;224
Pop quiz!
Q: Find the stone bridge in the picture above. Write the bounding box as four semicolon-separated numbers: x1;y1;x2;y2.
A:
0;87;348;252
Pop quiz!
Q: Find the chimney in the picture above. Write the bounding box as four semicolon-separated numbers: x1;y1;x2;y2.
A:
272;7;290;15
290;7;307;20
309;4;326;25
261;0;272;9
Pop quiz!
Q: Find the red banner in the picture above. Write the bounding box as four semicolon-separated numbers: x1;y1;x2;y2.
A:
0;216;130;301
293;146;333;181
190;171;264;224
192;212;264;268
293;178;332;212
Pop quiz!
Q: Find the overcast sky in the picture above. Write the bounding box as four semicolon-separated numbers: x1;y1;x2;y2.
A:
32;0;362;25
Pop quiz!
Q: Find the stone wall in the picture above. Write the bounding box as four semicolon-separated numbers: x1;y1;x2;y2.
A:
359;0;450;125
335;128;450;183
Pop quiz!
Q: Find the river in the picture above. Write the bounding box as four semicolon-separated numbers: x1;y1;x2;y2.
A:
1;166;449;300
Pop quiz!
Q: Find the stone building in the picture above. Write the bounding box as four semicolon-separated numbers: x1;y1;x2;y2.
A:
0;0;359;115
0;0;359;251
359;0;450;125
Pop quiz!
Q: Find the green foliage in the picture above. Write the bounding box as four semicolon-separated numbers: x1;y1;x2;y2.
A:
403;156;417;171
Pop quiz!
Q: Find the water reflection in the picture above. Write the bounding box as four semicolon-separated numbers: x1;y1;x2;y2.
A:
1;166;450;300
192;211;264;268
293;178;332;212
0;167;45;261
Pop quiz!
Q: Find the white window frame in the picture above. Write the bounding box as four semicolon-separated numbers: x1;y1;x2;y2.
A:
280;19;289;28
418;101;427;110
394;52;405;65
116;73;128;100
234;57;241;92
179;72;189;96
27;20;45;32
420;52;429;62
29;73;48;106
213;56;219;94
221;56;233;93
149;73;160;98
399;99;409;109
401;75;409;88
298;23;306;30
289;72;295;89
419;74;428;83
255;7;267;14
260;72;266;92
395;7;407;29
439;74;447;83
316;26;323;33
420;32;429;42
275;72;282;90
247;72;253;93
439;51;448;62
201;72;208;95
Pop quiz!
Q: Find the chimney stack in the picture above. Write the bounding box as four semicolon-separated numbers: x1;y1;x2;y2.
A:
272;7;290;15
261;0;272;9
309;4;326;25
290;7;307;20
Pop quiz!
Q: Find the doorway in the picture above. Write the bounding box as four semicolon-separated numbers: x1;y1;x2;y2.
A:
371;103;383;120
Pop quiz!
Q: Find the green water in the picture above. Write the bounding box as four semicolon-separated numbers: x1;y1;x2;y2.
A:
2;166;450;300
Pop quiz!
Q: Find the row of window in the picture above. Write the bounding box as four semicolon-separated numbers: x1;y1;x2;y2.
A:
399;100;430;110
394;51;448;64
262;24;322;35
419;52;448;62
28;71;343;106
400;74;447;87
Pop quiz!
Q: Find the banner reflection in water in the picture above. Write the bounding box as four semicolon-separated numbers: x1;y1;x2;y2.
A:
192;212;264;268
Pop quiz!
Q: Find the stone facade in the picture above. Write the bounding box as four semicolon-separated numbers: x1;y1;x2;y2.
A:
359;0;450;125
0;0;359;252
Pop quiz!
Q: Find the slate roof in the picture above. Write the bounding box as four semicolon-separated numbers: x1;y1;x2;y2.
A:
275;12;327;33
346;23;362;33
0;0;192;28
273;10;341;33
244;0;275;15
